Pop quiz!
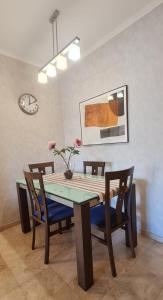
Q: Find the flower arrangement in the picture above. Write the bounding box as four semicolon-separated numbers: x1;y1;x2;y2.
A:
48;138;82;179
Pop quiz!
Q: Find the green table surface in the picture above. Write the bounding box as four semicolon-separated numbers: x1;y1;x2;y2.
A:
16;173;102;204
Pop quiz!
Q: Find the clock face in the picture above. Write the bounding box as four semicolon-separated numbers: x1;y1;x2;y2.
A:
18;94;39;115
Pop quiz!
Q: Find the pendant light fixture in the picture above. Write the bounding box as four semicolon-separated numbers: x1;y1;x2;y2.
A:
38;10;80;84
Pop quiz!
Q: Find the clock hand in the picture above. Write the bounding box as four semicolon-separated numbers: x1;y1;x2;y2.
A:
29;96;37;105
29;96;31;106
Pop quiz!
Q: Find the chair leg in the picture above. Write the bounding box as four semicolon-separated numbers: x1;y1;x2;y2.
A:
104;232;107;242
44;224;50;264
66;218;71;229
32;219;36;250
58;221;62;234
127;221;136;258
107;233;117;277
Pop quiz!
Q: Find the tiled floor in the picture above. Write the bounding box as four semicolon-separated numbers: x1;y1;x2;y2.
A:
0;225;163;300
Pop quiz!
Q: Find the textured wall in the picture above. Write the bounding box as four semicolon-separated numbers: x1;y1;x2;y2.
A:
0;54;64;228
59;4;163;241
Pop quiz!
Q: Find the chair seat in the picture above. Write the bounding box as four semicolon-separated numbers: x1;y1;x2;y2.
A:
38;195;61;207
34;204;74;224
90;204;127;229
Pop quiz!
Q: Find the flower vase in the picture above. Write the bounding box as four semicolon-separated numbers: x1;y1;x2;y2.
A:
64;169;73;180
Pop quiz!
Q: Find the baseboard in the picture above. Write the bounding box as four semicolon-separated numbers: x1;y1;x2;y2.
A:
141;229;163;243
0;220;20;232
137;221;163;243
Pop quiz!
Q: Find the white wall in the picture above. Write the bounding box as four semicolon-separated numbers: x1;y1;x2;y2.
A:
59;4;163;241
0;54;64;228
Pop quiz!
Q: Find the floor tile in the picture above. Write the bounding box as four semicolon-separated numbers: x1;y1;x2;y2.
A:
53;283;80;300
156;288;163;300
21;268;66;299
0;287;26;300
108;264;163;300
0;269;19;298
0;255;7;273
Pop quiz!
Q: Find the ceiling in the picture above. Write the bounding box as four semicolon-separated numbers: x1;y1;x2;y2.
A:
0;0;161;67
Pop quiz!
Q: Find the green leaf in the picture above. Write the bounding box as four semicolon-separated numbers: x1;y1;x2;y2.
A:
53;149;60;155
60;148;66;153
73;150;80;154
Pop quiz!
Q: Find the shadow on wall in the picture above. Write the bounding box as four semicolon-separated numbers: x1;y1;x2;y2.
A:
135;179;148;234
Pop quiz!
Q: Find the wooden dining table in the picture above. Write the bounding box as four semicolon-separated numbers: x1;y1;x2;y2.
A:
16;172;137;291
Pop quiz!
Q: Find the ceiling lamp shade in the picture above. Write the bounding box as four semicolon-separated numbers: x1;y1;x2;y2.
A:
68;43;80;61
38;72;48;84
56;55;67;70
46;64;57;77
38;10;80;84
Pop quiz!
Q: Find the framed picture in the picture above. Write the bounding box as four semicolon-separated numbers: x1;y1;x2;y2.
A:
79;85;128;146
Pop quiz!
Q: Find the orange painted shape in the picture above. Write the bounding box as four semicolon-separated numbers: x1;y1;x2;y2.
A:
85;103;118;127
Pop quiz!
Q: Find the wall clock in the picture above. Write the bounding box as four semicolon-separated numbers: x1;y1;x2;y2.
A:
18;93;39;115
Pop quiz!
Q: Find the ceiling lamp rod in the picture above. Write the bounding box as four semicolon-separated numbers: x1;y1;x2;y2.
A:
50;9;59;55
38;9;80;84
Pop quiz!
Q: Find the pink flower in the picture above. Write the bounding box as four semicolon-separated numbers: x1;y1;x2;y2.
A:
73;138;82;148
48;141;56;150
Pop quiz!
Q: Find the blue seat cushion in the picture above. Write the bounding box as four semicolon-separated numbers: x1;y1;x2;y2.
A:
38;195;62;207
90;204;127;229
34;204;74;223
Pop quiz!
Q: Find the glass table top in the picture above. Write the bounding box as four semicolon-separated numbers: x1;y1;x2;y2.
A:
16;173;101;204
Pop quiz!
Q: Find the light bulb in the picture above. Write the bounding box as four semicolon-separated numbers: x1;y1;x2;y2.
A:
108;95;114;101
68;44;80;61
56;55;67;71
38;72;48;84
46;64;56;78
117;92;124;98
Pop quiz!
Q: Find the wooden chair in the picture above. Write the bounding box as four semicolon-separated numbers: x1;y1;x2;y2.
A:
29;161;72;233
90;166;135;277
24;170;74;264
29;161;54;174
29;161;55;206
83;161;105;176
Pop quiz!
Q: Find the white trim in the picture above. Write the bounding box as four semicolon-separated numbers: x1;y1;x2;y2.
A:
82;0;163;60
142;229;163;243
134;221;163;243
0;48;39;68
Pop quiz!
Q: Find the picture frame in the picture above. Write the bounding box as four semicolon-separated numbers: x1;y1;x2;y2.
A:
79;85;129;146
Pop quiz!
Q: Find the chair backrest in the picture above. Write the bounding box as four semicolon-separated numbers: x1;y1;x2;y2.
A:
83;161;105;176
29;161;54;175
24;170;48;222
105;166;134;226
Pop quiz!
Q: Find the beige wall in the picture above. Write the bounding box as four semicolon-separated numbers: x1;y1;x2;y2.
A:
59;4;163;241
0;54;64;228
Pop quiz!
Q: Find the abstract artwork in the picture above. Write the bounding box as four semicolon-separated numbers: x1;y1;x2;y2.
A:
79;85;128;145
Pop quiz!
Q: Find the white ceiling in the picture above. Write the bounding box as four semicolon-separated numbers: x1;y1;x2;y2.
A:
0;0;162;67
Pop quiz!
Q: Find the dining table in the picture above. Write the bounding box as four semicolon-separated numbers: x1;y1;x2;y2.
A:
16;172;137;291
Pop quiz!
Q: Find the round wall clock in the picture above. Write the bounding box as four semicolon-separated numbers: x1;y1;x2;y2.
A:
18;93;39;115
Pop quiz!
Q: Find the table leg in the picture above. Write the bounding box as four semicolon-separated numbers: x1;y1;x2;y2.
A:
16;183;31;233
74;202;93;290
125;183;137;247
